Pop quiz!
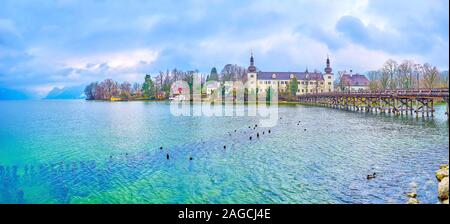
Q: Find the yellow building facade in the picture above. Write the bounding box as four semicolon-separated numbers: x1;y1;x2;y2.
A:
246;54;334;96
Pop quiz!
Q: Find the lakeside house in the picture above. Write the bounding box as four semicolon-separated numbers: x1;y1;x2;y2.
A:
339;72;370;92
246;54;335;96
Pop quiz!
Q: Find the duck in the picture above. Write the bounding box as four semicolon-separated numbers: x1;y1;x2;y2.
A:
367;172;377;180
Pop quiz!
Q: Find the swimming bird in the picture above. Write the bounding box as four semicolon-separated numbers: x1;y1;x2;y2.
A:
263;132;265;135
268;130;271;134
224;145;227;149
160;146;163;150
234;130;237;132
250;136;252;140
166;154;170;160
367;173;377;180
257;133;260;138
304;128;307;131
189;157;193;161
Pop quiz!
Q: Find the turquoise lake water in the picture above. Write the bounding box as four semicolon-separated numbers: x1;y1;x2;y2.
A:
0;100;448;204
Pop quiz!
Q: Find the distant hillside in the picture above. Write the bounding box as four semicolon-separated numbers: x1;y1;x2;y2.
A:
0;88;29;100
45;85;85;99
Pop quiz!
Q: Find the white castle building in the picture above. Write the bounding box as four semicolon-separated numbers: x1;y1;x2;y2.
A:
246;54;334;96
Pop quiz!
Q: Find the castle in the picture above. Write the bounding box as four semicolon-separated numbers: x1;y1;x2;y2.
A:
246;54;334;96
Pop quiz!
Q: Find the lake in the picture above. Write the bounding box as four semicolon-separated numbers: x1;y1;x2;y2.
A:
0;100;448;204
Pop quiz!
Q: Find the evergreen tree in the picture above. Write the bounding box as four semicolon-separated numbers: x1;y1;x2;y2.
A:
290;77;298;96
209;67;219;81
142;74;156;99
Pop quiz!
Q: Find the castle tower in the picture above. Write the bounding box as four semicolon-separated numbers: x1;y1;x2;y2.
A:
323;55;334;92
247;52;258;94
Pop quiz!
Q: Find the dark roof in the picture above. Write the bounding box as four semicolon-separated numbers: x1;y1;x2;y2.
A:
248;65;257;73
341;74;369;86
257;72;324;81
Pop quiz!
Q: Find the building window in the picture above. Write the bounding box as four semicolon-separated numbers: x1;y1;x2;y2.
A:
259;81;263;84
320;82;324;85
328;76;331;79
302;82;305;85
328;82;331;85
250;75;254;78
302;89;304;93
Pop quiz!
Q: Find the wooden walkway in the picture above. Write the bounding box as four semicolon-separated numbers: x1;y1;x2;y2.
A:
298;88;449;118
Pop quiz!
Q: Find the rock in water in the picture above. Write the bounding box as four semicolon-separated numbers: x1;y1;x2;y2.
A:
436;164;449;203
407;198;420;204
407;192;417;198
436;166;449;182
438;177;449;201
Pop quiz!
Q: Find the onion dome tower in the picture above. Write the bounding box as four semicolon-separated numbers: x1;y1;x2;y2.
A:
324;55;333;74
248;51;257;73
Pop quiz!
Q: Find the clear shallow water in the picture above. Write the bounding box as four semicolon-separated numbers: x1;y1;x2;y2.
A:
0;100;448;204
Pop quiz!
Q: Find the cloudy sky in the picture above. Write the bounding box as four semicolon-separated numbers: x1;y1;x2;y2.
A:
0;0;448;96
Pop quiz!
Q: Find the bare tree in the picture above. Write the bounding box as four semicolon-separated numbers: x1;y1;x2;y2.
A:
382;59;398;89
337;70;346;92
120;82;132;99
367;70;380;91
422;63;440;89
398;60;414;89
413;64;423;89
132;83;142;97
440;71;449;88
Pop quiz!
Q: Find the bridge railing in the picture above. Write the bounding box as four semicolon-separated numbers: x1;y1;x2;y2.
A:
298;88;449;98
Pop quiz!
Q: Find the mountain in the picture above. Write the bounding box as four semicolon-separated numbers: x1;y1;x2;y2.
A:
0;88;29;100
45;85;85;99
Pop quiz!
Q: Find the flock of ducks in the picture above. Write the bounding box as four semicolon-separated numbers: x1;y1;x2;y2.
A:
157;117;377;181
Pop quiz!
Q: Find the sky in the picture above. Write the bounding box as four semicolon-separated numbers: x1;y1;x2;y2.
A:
0;0;449;97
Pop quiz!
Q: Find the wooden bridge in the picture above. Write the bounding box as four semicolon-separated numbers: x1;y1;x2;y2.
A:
298;88;449;118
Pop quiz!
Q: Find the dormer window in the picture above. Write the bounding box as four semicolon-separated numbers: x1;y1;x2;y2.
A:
272;74;277;79
290;74;294;79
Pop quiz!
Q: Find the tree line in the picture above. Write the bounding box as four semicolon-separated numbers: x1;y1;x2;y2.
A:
84;64;249;100
365;59;448;91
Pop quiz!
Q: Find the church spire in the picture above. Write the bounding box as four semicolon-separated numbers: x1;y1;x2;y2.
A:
325;55;333;74
248;51;257;73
